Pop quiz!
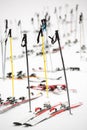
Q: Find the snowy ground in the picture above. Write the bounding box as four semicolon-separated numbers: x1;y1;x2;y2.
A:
0;0;87;130
0;43;87;130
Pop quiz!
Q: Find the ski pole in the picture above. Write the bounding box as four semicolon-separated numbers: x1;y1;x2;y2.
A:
41;31;49;97
37;19;49;98
9;29;14;97
18;20;24;53
21;33;31;112
74;4;79;43
79;12;84;58
65;4;69;38
3;19;8;79
70;9;73;34
44;13;53;71
56;30;72;114
49;30;72;114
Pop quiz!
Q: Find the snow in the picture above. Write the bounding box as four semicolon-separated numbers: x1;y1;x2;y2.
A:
0;0;87;130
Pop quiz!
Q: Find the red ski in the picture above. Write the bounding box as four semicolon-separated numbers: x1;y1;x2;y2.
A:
23;102;82;126
30;84;77;93
0;93;42;114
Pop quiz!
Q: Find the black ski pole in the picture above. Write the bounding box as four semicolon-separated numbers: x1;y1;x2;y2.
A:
49;30;72;114
21;34;31;112
56;30;72;114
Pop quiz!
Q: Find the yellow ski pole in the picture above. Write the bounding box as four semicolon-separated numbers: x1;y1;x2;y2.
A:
41;35;49;97
9;29;14;97
37;19;49;98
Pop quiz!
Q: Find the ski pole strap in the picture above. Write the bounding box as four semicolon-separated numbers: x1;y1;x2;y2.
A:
48;30;58;44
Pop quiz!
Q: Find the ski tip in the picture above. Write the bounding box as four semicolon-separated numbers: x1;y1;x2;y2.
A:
23;123;33;127
13;122;22;126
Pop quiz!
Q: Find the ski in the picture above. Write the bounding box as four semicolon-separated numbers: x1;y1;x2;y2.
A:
13;102;61;126
53;87;77;94
0;96;15;107
29;83;77;93
0;93;42;114
23;102;82;126
32;67;63;72
36;46;64;56
1;71;62;81
5;71;37;80
32;66;80;73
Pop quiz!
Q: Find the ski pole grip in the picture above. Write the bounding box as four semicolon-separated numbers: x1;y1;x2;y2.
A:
55;30;60;43
76;4;78;11
79;12;83;23
37;28;42;43
8;29;12;37
5;19;8;30
21;34;27;47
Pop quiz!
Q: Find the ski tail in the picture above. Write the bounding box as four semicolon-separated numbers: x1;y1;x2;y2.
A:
23;123;32;127
13;122;22;126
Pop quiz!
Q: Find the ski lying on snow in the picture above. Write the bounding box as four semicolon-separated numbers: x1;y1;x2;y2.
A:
32;67;68;73
29;84;77;93
0;93;42;114
32;67;80;72
0;71;62;81
0;92;39;107
13;102;61;126
23;102;82;126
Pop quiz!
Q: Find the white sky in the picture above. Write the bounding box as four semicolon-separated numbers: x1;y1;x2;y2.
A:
0;0;87;19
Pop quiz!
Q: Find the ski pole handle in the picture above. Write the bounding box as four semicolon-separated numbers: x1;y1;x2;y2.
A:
55;30;60;43
76;4;78;11
5;19;8;33
79;12;83;24
21;34;27;47
8;29;12;38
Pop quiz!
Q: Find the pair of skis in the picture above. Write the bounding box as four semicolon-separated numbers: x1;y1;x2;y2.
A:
29;83;77;94
36;46;64;56
4;71;62;81
32;66;80;72
13;102;82;126
0;93;42;114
